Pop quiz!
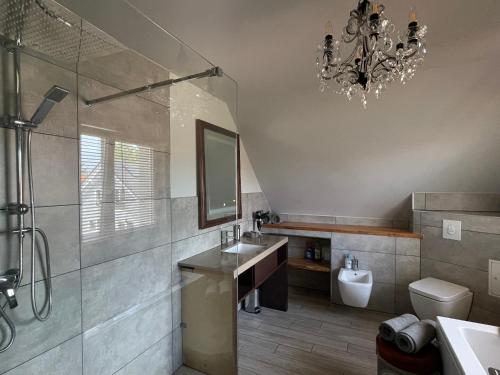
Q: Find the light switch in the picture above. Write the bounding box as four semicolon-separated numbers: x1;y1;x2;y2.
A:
489;259;500;298
443;219;461;241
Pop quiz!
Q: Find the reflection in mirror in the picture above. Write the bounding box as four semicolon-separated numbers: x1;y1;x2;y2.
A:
196;120;241;229
80;134;155;242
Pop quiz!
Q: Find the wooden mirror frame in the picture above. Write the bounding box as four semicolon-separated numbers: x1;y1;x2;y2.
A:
196;119;242;229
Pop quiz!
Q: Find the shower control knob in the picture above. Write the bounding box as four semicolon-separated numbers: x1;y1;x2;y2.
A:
6;203;29;215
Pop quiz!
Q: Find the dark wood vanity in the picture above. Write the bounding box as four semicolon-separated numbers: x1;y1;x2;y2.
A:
237;243;288;311
178;235;288;375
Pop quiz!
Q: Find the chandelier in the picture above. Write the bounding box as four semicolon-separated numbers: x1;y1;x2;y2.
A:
316;0;427;107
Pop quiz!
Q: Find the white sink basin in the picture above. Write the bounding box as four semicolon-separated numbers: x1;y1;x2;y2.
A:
223;243;265;254
437;317;500;375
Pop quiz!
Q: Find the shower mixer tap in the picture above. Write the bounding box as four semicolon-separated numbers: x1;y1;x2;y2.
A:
0;271;19;309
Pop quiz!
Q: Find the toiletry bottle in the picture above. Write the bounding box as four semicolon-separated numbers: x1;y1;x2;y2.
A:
305;246;314;260
344;254;352;269
314;241;321;261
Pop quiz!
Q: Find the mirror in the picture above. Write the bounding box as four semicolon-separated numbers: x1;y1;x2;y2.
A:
196;119;241;229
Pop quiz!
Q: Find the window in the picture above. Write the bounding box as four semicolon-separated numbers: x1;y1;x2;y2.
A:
80;135;155;242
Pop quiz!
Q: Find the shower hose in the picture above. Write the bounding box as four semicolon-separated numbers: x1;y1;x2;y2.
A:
0;129;53;352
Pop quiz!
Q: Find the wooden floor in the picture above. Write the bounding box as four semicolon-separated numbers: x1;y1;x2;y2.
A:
237;287;393;375
177;287;394;375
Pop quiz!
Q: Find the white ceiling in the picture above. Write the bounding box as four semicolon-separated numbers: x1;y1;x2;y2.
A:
125;0;500;219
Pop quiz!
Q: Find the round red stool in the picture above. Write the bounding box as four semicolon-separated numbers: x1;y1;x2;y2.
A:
376;335;442;375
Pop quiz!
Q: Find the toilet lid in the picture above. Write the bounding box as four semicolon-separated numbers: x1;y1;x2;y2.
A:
409;277;470;302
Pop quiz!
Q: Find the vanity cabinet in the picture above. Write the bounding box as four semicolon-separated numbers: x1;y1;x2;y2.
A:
179;237;288;375
238;244;288;311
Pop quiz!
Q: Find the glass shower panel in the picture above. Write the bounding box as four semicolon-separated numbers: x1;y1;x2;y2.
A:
171;70;240;374
0;0;239;372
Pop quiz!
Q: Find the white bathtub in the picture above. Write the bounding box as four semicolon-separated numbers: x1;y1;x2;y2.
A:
437;317;500;375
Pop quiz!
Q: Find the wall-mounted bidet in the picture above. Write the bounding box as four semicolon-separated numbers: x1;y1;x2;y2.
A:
338;268;373;308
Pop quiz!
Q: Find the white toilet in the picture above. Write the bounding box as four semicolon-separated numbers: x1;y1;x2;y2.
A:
338;268;373;308
409;277;473;320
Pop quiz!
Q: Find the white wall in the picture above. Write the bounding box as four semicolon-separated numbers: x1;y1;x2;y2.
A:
169;78;262;197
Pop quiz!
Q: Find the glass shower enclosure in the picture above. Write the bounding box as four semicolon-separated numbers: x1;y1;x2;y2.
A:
0;0;241;373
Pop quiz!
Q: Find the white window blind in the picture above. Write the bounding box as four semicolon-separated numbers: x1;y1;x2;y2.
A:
80;135;155;242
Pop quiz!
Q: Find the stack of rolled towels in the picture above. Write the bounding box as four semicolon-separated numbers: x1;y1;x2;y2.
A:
379;314;437;354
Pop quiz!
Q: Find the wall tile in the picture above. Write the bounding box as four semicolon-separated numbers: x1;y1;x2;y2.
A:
262;227;331;239
78;76;170;153
0;130;79;207
424;192;500;212
412;211;422;225
81;244;171;331
421;226;500;272
335;216;393;227
392;220;410;230
367;282;395;314
396;237;420;256
81;198;171;267
153;151;170;200
395;285;414;315
421;211;500;235
77;50;170;108
469;306;500;326
4;335;82;375
21;54;78;139
173;327;183;371
331;249;395;284
0;205;80;284
332;233;395;254
247;192;270;217
0;271;82;373
420;258;487;294
283;214;335;224
83;294;171;375
172;230;220;286
114;334;172;375
395;255;420;286
31;133;79;206
412;193;426;210
241;193;250;222
171;197;214;241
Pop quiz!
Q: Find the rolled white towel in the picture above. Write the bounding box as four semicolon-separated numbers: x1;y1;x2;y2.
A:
395;319;437;354
379;314;419;342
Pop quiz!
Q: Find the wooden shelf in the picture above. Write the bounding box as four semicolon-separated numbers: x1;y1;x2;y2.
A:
263;221;422;239
288;258;330;273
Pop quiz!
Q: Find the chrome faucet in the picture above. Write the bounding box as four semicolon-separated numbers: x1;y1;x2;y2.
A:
0;270;19;309
221;224;241;246
352;257;359;271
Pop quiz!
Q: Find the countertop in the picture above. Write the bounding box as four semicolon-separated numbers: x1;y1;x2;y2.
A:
263;221;422;239
178;235;288;278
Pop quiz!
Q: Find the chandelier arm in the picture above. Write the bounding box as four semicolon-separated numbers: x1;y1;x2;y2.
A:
371;57;395;73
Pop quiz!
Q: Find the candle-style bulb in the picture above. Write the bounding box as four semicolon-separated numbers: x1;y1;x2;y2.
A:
324;20;333;36
372;2;380;14
409;6;417;22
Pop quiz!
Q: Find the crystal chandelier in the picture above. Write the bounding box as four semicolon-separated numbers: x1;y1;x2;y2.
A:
316;0;427;108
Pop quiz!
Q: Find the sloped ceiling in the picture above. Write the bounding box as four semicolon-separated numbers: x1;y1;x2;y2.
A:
108;1;500;218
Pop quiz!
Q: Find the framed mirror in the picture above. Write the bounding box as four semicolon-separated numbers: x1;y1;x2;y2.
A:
196;119;242;229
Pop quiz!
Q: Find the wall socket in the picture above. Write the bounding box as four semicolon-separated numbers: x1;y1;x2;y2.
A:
442;219;461;241
489;259;500;298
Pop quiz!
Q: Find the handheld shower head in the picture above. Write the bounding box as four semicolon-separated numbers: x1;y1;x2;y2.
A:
30;85;69;126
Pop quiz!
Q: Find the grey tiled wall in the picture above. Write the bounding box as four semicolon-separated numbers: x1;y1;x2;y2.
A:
331;233;420;314
279;213;409;230
417;210;500;325
412;192;500;212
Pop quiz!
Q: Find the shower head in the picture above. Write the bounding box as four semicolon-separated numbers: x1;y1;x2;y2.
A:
30;86;70;126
